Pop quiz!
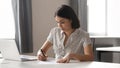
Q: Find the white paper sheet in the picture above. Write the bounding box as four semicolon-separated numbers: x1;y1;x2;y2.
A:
38;58;58;64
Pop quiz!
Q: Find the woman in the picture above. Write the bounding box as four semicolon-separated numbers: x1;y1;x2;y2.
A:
37;5;94;63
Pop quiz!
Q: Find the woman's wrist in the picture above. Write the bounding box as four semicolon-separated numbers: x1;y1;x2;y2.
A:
69;53;74;59
69;53;80;60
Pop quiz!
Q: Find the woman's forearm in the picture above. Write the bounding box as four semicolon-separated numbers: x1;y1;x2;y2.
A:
40;41;52;54
70;53;94;61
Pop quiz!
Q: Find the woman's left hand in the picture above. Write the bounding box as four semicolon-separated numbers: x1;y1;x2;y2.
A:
56;57;70;63
56;53;71;63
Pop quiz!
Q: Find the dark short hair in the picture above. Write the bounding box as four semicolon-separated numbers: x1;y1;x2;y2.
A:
55;5;80;29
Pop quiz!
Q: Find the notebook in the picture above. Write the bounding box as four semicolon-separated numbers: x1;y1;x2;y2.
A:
0;39;37;61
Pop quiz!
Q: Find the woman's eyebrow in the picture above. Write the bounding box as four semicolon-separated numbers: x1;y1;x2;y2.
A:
56;19;64;23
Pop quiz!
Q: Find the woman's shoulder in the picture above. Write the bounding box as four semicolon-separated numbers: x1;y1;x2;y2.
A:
51;27;61;31
78;28;88;34
77;28;89;37
50;27;61;33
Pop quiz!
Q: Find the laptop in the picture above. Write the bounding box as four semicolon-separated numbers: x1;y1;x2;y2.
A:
0;39;37;61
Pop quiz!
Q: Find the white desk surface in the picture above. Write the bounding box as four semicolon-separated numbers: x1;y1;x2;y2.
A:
96;47;120;52
1;58;120;68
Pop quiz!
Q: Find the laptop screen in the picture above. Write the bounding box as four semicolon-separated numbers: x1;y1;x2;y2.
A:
0;39;21;61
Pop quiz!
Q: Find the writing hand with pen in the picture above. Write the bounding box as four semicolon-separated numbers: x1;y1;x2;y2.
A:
37;49;48;61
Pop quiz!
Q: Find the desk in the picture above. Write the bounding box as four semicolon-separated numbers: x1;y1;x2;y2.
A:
96;47;120;61
1;59;120;68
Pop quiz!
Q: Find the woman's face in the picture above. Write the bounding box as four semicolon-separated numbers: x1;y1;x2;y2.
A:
55;16;72;31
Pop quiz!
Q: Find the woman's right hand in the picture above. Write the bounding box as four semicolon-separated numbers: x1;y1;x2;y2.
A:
37;50;47;61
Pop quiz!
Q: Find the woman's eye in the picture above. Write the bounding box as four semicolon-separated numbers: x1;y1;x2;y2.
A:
61;22;64;24
57;22;64;24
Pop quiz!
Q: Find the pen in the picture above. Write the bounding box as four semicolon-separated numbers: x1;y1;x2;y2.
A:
41;49;46;57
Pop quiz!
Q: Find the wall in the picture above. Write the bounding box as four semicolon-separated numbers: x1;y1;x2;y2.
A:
31;0;70;56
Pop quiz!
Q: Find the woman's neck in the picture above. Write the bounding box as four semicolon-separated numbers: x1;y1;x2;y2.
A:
64;29;75;37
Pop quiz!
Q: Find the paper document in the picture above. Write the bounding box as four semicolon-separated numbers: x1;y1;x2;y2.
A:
38;57;57;64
